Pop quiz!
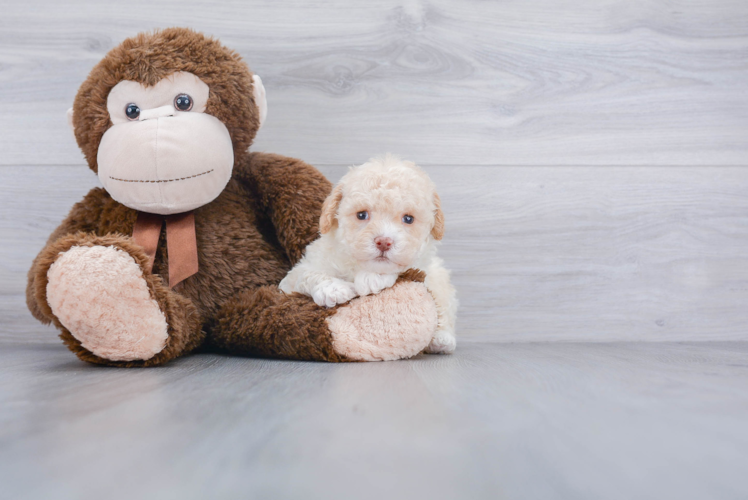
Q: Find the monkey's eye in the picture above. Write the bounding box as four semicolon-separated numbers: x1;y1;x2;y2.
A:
174;94;193;112
402;214;415;224
125;103;140;121
356;211;369;221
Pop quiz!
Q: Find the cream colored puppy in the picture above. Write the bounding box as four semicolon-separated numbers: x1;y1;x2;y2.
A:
279;155;457;354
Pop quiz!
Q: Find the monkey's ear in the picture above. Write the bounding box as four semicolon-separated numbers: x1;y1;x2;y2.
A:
319;184;344;234
66;108;75;132
252;74;267;129
431;192;445;240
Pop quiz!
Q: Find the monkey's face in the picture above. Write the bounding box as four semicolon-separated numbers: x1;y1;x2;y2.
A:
97;71;242;215
70;28;266;214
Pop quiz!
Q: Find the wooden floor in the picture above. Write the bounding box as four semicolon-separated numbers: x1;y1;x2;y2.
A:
1;341;747;500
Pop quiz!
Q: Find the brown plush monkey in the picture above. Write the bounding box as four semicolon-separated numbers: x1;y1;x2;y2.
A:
26;28;437;367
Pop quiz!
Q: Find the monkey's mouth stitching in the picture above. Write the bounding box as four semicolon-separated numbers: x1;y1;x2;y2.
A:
109;169;214;183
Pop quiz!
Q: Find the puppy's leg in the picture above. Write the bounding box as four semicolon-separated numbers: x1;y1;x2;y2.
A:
423;259;458;354
354;272;398;297
312;277;358;308
281;262;356;308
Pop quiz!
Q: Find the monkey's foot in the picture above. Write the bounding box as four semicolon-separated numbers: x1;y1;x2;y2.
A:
46;245;168;362
327;280;438;361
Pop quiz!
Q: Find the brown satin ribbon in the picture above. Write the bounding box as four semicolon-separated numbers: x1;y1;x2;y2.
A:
132;211;199;288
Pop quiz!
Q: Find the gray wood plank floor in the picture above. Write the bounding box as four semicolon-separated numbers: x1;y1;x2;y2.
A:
1;341;747;500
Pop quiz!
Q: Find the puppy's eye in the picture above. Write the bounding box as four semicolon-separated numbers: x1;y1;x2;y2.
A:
174;94;193;111
356;211;369;221
125;103;140;121
402;214;414;224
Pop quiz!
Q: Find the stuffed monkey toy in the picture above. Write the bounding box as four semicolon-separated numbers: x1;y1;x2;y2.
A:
26;28;438;367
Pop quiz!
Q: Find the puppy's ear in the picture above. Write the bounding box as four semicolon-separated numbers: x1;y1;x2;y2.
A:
431;192;445;240
320;184;344;234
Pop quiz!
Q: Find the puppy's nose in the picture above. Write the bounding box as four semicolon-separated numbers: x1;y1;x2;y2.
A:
375;236;393;252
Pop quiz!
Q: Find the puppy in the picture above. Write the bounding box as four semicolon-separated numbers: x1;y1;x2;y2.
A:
279;155;457;354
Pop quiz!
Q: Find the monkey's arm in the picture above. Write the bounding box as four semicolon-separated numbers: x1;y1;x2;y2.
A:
236;152;332;265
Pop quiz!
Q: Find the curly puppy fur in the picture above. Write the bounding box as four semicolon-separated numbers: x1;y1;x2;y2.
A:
27;28;437;366
280;155;458;354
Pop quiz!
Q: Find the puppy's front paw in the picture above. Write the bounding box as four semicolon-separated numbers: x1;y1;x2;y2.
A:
425;329;456;354
278;275;293;294
312;280;357;308
354;272;398;296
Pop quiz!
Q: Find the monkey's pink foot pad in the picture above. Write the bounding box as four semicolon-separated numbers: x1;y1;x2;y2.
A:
46;245;168;361
328;281;438;361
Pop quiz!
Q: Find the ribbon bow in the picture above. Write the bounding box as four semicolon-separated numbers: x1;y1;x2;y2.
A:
132;211;199;288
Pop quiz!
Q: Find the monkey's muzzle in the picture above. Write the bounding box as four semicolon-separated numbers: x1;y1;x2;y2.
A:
97;111;234;215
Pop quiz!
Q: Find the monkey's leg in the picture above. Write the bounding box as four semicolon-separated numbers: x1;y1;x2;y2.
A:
31;233;204;367
210;270;438;362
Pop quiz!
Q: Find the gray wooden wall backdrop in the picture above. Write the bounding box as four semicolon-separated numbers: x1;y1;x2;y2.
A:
1;0;747;343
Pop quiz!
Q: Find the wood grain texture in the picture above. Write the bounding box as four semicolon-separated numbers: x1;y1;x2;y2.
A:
3;165;748;344
1;341;747;500
0;0;747;166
